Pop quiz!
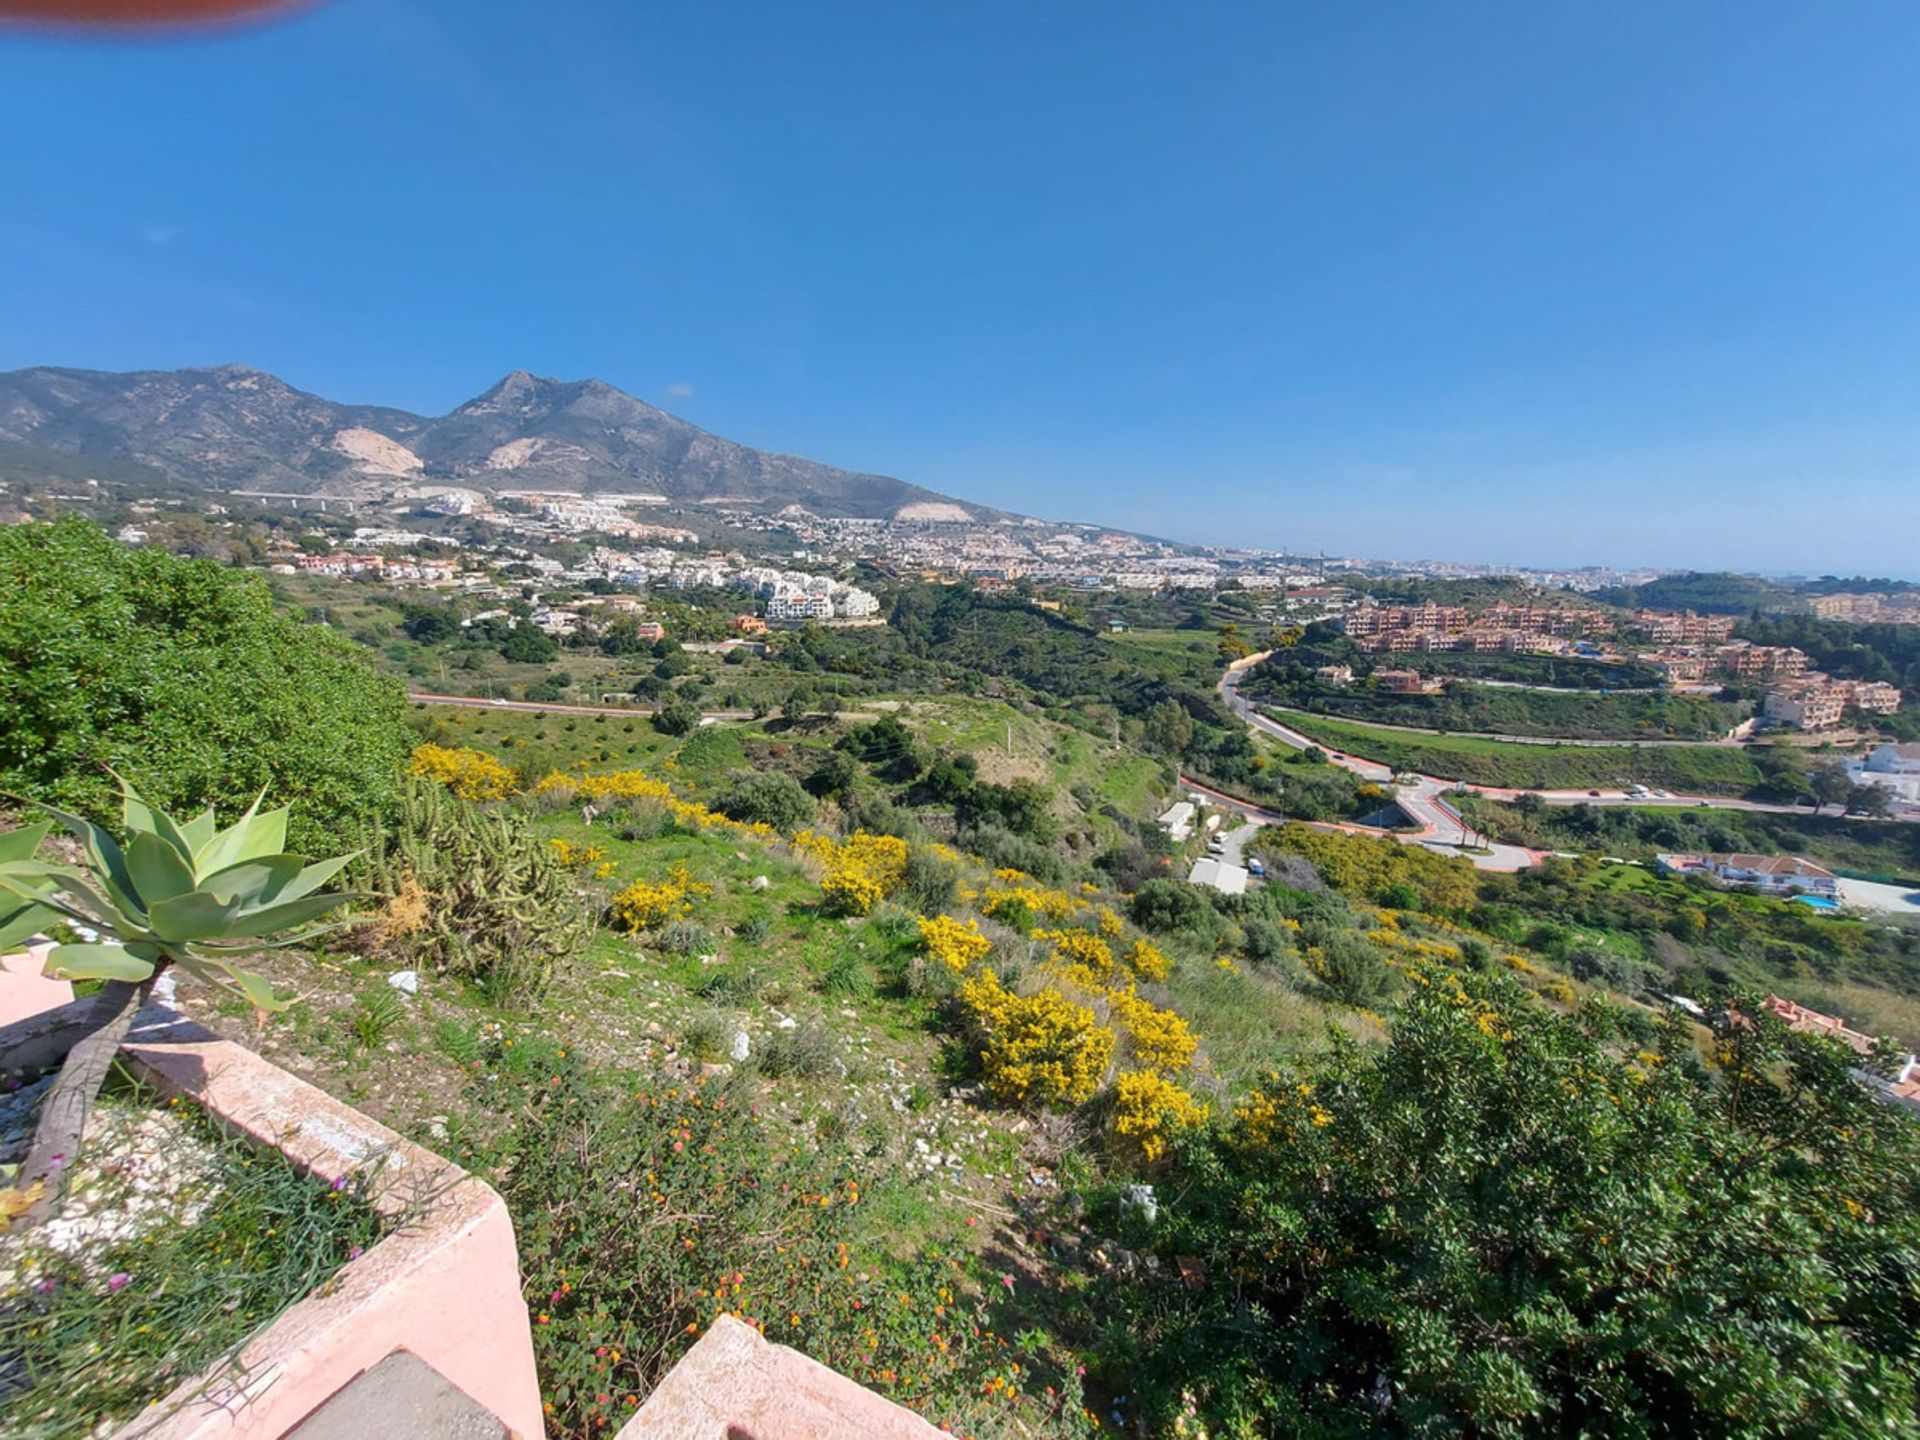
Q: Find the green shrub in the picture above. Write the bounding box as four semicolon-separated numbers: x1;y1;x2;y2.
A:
1138;972;1920;1437
757;1017;839;1078
677;1006;731;1062
652;696;699;737
657;920;717;957
698;962;767;1003
1129;878;1219;939
901;844;960;914
713;770;816;830
820;949;875;1000
0;519;410;853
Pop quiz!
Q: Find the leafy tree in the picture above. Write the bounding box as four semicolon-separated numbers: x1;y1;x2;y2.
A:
1141;699;1196;758
958;778;1057;843
1808;762;1853;813
783;685;819;721
805;750;860;802
652;696;700;737
1845;784;1892;818
402;603;459;644
922;751;979;803
597;617;650;656
1138;972;1920;1436
1129;878;1218;938
0;520;409;852
500;627;558;665
714;770;816;831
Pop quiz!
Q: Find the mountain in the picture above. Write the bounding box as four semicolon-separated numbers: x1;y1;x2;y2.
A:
0;364;979;521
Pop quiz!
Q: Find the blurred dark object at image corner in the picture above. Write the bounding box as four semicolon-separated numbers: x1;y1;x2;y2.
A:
0;0;311;29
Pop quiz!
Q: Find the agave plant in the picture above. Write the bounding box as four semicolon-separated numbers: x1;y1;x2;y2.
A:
0;775;359;1224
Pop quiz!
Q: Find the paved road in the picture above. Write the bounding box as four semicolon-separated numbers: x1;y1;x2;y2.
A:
1215;820;1260;868
410;691;753;720
408;692;884;724
1218;662;1893;822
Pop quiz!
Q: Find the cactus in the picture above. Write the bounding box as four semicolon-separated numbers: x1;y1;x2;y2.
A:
365;777;594;999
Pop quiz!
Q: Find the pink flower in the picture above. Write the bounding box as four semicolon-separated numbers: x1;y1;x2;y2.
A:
1000;1273;1015;1293
107;1273;131;1293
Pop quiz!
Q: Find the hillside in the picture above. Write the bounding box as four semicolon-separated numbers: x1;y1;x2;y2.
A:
0;364;976;520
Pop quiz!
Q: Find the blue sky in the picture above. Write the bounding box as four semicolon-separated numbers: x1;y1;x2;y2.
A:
4;2;1919;575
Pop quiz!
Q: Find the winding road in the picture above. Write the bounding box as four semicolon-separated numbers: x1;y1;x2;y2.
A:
1208;654;1911;873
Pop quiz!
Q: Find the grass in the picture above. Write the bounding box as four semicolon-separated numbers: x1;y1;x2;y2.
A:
0;1084;382;1440
1274;710;1767;795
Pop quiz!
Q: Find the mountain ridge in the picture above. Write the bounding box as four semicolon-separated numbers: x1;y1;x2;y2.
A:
0;364;980;521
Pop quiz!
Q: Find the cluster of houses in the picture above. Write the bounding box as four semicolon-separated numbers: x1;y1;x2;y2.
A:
1340;600;1605;656
282;552;457;582
1763;675;1904;730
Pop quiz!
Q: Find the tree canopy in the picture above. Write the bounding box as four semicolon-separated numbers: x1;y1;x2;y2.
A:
1132;970;1920;1437
0;520;410;852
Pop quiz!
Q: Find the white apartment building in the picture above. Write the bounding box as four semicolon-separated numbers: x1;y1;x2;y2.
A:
1847;743;1920;805
767;593;835;622
834;587;880;618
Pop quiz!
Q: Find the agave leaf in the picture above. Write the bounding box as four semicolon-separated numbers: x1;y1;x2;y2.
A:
218;891;357;940
44;943;156;982
0;866;145;939
118;777;193;860
268;852;357;905
125;831;198;906
0;820;51;865
0;905;55;952
30;802;145;920
176;954;293;1013
177;807;220;866
144;890;244;944
226;964;294;1013
188;916;361;952
194;790;291;878
197;855;307;906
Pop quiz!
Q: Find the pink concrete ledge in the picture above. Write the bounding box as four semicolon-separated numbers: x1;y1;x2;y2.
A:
617;1315;946;1440
101;1006;545;1440
0;941;74;1028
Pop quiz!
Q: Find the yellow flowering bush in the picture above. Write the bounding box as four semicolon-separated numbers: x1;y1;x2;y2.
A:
798;831;909;916
980;883;1083;928
1110;1071;1207;1163
535;767;743;834
411;743;517;801
919;914;992;973
1095;905;1126;938
1123;938;1170;983
960;970;1113;1108
610;862;712;932
1035;928;1114;982
821;869;888;917
1111;991;1198;1074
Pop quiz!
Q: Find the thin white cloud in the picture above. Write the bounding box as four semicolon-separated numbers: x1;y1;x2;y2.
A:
141;223;181;247
664;381;695;400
